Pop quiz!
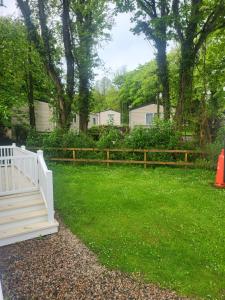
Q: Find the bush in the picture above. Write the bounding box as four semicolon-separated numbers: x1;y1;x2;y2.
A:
26;129;96;158
204;126;225;169
26;130;47;147
97;127;124;149
124;120;180;149
13;124;29;145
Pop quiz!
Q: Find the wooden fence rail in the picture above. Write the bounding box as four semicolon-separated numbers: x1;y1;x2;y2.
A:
29;147;206;168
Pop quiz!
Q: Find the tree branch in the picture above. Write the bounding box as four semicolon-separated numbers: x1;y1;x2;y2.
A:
194;2;225;55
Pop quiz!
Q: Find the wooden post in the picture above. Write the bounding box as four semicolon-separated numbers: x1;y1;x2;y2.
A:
144;151;147;169
184;152;188;163
107;149;110;167
72;150;76;160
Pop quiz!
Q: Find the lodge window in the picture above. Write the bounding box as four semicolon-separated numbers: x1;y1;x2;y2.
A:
146;113;154;125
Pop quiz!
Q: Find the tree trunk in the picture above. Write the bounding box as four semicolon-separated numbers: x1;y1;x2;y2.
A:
175;44;195;130
78;78;90;132
27;45;36;129
156;40;170;120
62;0;74;128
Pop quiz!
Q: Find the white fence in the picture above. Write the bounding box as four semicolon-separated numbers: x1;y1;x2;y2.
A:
0;144;54;223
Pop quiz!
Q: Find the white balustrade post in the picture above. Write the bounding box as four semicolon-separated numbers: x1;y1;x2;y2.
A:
21;145;26;150
37;150;43;188
47;170;54;223
37;150;43;158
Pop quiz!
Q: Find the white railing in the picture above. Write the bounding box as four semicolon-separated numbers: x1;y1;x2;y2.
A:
37;150;54;223
0;144;38;195
0;144;54;223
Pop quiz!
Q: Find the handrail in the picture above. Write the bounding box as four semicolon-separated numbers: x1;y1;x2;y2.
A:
37;150;54;223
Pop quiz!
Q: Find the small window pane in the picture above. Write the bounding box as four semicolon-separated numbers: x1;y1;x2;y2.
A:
146;113;153;125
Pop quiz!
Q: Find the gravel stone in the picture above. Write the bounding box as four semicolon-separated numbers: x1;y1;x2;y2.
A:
0;218;190;300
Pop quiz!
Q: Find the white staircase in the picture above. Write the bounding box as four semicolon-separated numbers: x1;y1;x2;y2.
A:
0;145;58;247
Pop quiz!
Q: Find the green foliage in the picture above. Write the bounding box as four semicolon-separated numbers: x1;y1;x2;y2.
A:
205;127;225;169
13;124;29;144
97;127;124;149
0;17;54;126
27;129;95;148
53;164;225;299
26;129;47;147
125;119;180;149
92;85;120;113
117;60;158;108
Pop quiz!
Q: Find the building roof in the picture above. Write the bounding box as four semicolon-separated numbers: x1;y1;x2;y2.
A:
129;103;163;112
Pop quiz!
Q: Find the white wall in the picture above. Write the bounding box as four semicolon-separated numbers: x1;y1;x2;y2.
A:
12;101;55;132
129;104;164;129
34;101;55;132
99;110;121;126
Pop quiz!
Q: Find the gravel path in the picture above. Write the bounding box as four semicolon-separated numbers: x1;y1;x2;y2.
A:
0;219;189;300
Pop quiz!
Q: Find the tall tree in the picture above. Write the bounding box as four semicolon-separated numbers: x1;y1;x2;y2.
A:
71;0;112;131
172;0;225;129
116;0;171;120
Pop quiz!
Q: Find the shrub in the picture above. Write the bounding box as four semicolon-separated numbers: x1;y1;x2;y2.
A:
26;129;96;158
97;127;124;149
205;126;225;169
124;120;180;149
13;124;29;144
26;130;48;147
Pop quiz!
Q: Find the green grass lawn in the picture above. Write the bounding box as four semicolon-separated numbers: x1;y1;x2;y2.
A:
51;163;225;299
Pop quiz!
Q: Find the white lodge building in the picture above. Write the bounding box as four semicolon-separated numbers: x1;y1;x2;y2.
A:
71;109;121;130
129;104;164;129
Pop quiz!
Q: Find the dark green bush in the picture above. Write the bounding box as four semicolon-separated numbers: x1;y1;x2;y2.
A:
26;130;48;147
13;124;30;145
97;127;124;149
124;120;180;149
204;126;225;169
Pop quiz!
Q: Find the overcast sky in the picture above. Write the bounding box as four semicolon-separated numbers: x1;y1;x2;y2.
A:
0;0;155;79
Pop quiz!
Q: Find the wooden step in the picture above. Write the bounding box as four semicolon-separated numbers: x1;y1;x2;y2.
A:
0;209;47;230
0;199;45;217
0;192;42;206
0;221;59;247
0;191;40;200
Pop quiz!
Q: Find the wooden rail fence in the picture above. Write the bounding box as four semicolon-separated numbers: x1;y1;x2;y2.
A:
29;147;205;168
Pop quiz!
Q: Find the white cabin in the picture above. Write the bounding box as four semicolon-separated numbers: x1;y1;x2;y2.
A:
71;110;121;130
129;104;164;129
